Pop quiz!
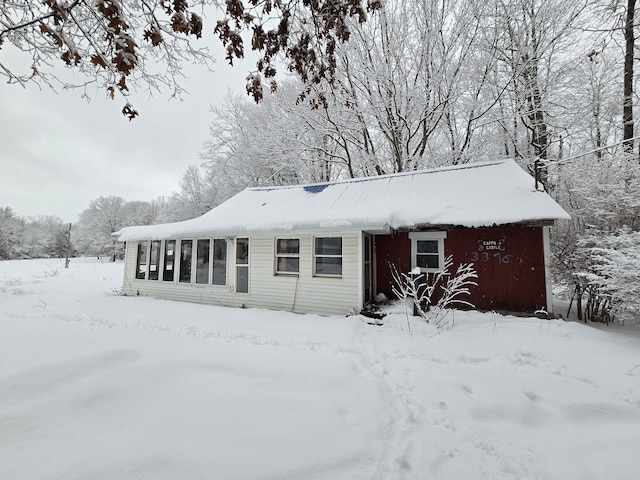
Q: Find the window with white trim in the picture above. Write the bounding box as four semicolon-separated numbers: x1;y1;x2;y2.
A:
196;239;211;284
275;238;300;274
236;238;249;293
135;241;148;280
314;237;342;276
212;239;227;286
148;240;161;280
162;240;176;282
179;239;193;283
409;232;447;272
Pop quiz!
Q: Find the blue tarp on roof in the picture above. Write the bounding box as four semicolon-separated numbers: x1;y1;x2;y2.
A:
303;184;332;194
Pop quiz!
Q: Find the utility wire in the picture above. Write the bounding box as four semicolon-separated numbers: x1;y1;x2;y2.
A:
535;135;640;167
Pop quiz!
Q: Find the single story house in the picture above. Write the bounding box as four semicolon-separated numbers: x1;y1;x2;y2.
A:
114;160;570;316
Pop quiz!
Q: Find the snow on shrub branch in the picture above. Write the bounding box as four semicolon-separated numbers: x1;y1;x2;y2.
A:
576;227;640;324
390;255;478;329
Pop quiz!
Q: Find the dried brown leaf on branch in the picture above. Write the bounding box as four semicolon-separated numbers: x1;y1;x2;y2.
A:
122;102;139;121
216;1;382;104
0;1;380;117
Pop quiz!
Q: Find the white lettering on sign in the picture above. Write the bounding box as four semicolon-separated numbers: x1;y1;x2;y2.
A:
471;237;513;265
477;238;506;252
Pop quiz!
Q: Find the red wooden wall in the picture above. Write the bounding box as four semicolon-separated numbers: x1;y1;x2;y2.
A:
375;230;411;301
374;226;547;313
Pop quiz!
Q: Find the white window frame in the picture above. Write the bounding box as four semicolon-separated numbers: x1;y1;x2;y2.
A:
177;238;195;284
148;240;161;281
212;238;228;287
409;232;447;273
313;236;343;278
135;241;149;280
195;238;212;285
274;238;300;275
235;237;250;294
162;239;177;282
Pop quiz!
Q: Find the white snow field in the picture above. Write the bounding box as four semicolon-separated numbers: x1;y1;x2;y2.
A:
1;258;639;480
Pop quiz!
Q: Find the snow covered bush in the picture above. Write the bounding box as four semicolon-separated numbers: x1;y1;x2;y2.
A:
550;155;640;324
551;156;640;274
573;227;640;324
391;255;478;328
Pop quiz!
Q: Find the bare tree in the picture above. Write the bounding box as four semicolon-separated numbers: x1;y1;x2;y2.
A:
198;0;631;195
622;0;636;153
488;0;589;184
0;206;20;259
201;84;340;192
563;47;620;157
321;0;501;173
74;195;125;260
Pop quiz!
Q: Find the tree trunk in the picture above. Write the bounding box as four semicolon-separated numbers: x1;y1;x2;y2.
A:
623;0;635;153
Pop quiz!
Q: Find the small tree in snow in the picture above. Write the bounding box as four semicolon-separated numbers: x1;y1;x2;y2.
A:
574;227;640;324
391;255;478;329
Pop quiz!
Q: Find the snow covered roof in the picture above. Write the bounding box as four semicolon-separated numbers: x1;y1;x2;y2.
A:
115;160;570;241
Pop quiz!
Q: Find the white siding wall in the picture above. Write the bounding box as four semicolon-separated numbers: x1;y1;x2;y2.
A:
121;231;362;316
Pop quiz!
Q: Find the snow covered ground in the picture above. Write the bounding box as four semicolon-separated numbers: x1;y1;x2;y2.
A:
1;258;639;480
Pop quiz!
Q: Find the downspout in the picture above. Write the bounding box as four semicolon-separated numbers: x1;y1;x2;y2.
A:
542;226;554;315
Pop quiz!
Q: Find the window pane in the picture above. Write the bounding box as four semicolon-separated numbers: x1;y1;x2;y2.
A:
417;240;439;254
196;239;210;284
417;254;439;269
148;240;161;280
277;238;299;254
236;238;249;264
213;239;227;286
277;257;299;273
315;237;342;255
179;240;193;283
162;240;176;282
236;238;249;292
237;265;249;293
316;257;342;275
135;242;148;280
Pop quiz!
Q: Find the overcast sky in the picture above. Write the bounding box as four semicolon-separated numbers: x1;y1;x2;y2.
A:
0;35;254;223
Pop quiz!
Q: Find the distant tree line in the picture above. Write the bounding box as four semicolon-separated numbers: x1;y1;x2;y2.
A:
0;207;70;260
1;163;216;262
71;167;217;260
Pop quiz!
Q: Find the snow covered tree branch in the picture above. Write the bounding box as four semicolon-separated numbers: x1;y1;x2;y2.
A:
574;227;640;324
